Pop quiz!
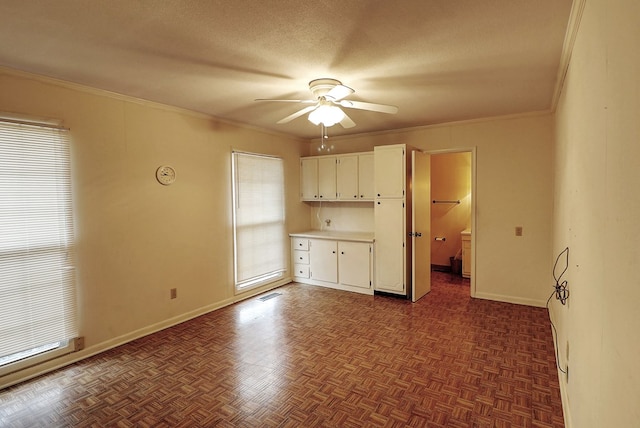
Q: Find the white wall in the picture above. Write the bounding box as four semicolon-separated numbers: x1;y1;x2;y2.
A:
310;114;555;306
0;68;311;387
552;0;640;426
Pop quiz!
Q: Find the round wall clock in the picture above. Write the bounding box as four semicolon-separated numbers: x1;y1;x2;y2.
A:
156;165;176;185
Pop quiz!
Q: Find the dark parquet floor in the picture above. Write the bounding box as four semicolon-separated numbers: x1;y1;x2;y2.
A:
0;272;564;427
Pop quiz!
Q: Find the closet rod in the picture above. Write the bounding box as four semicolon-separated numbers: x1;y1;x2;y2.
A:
432;200;460;204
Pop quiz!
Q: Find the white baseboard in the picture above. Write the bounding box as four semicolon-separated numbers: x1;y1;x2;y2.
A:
474;291;546;308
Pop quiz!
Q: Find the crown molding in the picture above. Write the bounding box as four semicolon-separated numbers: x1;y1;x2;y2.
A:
550;0;587;111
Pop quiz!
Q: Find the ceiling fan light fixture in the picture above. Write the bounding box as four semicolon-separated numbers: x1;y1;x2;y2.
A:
308;105;345;127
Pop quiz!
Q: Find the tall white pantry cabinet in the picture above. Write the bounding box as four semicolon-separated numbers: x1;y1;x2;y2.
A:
373;144;412;297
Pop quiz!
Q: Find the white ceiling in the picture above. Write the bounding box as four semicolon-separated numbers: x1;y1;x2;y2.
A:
0;1;573;140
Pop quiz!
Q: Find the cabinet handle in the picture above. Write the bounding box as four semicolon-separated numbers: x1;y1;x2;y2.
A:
332;251;336;254
341;251;344;254
377;193;381;197
320;195;323;198
353;195;357;198
360;195;364;198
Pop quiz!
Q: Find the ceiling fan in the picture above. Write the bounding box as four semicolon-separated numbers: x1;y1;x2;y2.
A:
255;78;398;129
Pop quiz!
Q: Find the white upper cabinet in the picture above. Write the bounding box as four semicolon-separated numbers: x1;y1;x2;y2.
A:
317;156;337;200
374;145;406;199
357;153;374;200
300;158;319;200
300;152;374;202
336;155;358;201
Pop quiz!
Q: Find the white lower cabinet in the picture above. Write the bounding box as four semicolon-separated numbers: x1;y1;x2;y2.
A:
338;241;372;289
309;239;338;283
291;236;373;295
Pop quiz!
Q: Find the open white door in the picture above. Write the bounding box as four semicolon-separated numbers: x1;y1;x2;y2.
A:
412;151;431;302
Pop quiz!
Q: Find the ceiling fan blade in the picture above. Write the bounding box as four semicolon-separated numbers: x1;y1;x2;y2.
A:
325;85;354;101
277;105;318;124
255;98;316;104
339;112;356;129
339;100;398;114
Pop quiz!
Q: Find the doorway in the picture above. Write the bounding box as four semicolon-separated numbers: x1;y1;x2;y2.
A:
412;148;475;301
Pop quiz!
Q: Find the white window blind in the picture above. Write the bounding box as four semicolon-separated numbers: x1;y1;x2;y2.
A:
232;152;286;290
0;119;78;367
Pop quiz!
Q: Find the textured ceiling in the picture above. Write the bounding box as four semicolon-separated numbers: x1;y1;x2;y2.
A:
0;0;573;139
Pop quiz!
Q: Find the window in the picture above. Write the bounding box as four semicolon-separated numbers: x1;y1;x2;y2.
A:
0;118;78;374
232;152;286;291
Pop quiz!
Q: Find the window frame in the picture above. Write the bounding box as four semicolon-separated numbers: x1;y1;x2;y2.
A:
231;151;287;293
0;116;78;376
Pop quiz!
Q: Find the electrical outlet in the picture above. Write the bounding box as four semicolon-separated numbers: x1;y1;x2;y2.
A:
515;226;523;236
170;288;177;299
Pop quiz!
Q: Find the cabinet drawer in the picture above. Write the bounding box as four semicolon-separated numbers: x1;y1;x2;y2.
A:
293;250;310;264
292;238;309;251
294;264;310;278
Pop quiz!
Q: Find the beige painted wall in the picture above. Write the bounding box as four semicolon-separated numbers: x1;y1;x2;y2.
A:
552;0;640;426
0;69;311;387
310;113;555;307
430;152;472;267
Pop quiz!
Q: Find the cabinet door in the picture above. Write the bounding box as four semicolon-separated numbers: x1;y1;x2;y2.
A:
300;158;318;200
374;199;405;293
318;157;337;200
374;145;405;198
338;241;371;289
336;155;359;201
310;239;338;283
358;153;374;200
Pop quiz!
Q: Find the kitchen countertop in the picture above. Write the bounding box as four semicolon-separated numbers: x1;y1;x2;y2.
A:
289;230;375;243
